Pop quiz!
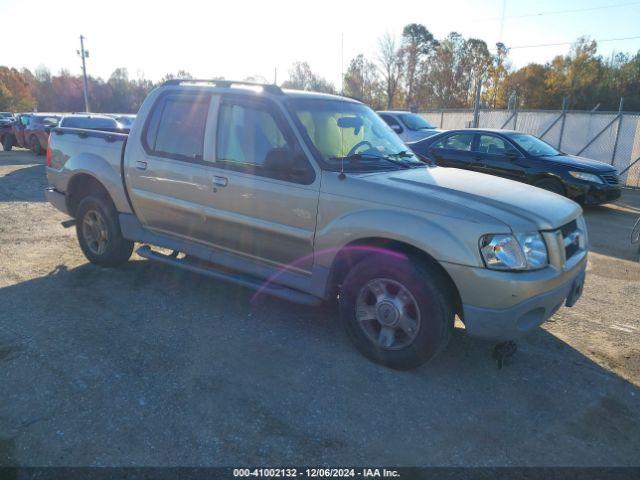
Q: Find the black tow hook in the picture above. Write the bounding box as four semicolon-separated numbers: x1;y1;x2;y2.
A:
61;219;76;228
492;341;517;369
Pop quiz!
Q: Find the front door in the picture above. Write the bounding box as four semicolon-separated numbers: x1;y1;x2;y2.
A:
474;133;527;182
204;94;320;272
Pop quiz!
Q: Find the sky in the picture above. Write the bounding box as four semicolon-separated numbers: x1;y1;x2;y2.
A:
2;0;640;87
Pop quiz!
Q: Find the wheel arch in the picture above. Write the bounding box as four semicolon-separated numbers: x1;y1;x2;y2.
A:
66;173;114;217
326;237;463;318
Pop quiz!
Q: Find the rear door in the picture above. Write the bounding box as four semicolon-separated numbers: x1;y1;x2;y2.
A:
427;132;480;171
474;133;527;182
124;90;218;244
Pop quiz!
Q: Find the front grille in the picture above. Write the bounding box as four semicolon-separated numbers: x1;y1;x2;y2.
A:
601;173;619;185
559;219;580;261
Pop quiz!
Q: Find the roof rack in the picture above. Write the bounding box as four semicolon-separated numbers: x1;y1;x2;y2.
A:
161;79;283;95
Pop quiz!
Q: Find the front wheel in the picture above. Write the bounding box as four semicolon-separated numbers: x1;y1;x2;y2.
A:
76;195;133;267
339;253;453;369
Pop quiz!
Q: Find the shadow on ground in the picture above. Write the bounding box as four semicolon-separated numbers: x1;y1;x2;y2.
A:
583;189;640;262
0;165;46;202
1;259;639;466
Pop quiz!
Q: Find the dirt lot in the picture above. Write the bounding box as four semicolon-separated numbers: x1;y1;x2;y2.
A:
0;149;639;467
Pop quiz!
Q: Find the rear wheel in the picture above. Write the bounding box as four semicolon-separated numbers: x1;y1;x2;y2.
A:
2;135;13;151
29;135;42;155
339;253;453;369
76;195;133;267
535;178;565;196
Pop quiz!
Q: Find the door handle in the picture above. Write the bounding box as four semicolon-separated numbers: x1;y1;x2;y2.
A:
213;176;228;187
136;161;147;171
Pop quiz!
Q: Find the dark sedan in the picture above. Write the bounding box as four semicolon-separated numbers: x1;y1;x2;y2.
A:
409;128;621;205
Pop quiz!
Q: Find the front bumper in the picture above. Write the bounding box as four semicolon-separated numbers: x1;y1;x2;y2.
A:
567;181;621;205
443;250;587;342
462;266;585;341
45;187;69;215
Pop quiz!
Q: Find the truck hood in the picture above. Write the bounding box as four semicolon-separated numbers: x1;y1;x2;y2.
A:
539;154;617;173
354;166;581;232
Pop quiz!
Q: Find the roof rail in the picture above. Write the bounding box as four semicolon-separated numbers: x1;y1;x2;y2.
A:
161;79;283;95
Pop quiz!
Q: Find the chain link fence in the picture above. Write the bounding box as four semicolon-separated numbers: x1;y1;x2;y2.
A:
421;108;640;188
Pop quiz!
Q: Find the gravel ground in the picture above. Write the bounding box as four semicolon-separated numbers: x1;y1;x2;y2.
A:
0;149;639;467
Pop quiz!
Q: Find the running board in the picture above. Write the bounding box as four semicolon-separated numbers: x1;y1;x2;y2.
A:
136;245;322;306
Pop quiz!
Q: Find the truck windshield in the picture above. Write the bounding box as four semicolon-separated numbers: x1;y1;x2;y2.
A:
287;98;424;171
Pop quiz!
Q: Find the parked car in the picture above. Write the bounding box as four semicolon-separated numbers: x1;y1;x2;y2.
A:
409;128;622;206
0;112;15;126
45;80;587;369
378;110;443;143
2;113;61;154
59;114;127;132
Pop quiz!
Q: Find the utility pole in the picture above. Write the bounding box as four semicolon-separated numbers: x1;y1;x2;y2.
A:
77;35;90;112
472;77;482;128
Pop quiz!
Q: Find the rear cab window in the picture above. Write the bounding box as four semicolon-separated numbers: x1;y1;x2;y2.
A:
144;92;211;161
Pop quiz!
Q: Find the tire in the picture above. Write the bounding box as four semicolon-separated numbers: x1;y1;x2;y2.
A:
534;178;565;196
339;253;454;369
2;136;13;152
29;135;42;155
75;195;134;267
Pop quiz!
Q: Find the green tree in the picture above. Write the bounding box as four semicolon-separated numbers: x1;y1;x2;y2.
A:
401;24;438;109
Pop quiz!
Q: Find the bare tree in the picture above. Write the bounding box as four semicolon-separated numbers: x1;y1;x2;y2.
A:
343;54;384;108
377;33;404;109
281;62;335;93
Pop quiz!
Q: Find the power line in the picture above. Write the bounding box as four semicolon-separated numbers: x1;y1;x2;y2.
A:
510;1;640;19
509;34;640;49
478;1;640;21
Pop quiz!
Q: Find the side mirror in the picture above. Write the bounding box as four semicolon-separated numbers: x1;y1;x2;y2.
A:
391;124;402;134
507;150;520;160
44;126;52;134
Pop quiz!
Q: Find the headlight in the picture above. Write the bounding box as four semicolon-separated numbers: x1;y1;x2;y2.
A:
480;232;548;271
569;171;604;184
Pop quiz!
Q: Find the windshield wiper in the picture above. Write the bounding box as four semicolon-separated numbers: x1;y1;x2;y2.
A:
329;152;413;169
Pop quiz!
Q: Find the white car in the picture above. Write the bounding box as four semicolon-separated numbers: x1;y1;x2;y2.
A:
377;110;443;143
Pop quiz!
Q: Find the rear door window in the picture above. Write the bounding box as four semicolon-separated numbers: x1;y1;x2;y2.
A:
144;93;211;161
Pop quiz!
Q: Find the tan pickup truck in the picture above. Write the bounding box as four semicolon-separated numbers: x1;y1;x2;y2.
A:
45;80;587;369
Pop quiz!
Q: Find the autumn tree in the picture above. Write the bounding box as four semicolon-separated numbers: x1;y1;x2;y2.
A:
0;67;36;111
